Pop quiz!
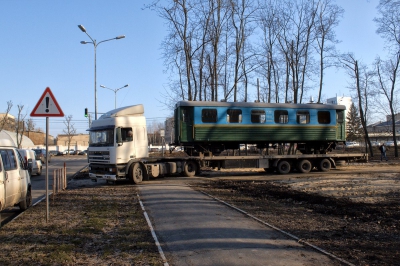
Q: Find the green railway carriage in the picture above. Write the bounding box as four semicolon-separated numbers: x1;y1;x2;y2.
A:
173;101;346;154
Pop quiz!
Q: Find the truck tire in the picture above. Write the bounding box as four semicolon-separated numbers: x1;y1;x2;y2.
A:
130;163;143;184
277;160;291;174
297;159;312;173
19;189;32;211
183;160;198;177
318;158;331;172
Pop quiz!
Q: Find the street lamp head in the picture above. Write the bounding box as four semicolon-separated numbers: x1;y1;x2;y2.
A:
116;35;126;40
124;84;129;88
100;85;106;88
78;25;86;33
80;41;88;44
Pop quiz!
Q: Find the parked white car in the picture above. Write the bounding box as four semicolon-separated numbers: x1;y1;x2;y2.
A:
0;139;32;211
18;149;42;176
385;141;395;147
346;141;360;147
63;149;75;155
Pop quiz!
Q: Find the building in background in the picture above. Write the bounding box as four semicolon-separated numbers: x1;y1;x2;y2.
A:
326;96;352;113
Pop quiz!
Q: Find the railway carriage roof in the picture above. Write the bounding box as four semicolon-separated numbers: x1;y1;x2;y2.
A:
175;101;346;110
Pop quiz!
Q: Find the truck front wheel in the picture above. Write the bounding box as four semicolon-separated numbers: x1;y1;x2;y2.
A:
183;160;198;177
130;163;143;184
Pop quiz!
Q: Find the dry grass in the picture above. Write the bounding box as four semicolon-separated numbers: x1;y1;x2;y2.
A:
0;182;164;265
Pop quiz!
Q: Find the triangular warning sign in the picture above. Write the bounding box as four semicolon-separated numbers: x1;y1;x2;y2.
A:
30;87;64;117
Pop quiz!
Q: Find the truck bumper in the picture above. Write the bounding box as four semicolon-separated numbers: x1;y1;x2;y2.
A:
89;173;117;182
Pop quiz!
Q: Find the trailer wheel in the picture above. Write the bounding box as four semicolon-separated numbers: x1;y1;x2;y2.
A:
277;160;291;174
183;160;198;177
130;163;143;184
318;158;331;172
297;159;312;173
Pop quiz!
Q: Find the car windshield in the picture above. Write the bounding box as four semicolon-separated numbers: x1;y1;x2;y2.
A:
89;129;114;147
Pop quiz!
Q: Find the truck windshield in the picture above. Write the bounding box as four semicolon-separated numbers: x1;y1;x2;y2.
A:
89;129;114;147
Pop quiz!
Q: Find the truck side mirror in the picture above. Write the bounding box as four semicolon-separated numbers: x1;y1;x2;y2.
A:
116;127;123;146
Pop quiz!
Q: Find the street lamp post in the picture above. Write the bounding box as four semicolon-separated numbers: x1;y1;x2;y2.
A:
78;24;125;120
100;84;129;109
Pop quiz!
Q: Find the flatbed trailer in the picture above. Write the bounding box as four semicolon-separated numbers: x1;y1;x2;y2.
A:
89;152;368;183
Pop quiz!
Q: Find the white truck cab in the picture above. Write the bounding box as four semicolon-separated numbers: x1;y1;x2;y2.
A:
0;139;32;211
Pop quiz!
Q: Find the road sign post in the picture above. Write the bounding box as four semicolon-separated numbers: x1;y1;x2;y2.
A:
31;87;64;222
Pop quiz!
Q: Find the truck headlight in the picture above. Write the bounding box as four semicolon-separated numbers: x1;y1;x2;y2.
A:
108;168;116;173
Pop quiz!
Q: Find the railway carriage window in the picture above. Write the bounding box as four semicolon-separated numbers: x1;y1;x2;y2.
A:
202;109;217;123
296;111;310;124
337;110;344;123
226;109;242;123
182;109;189;122
274;110;288;124
251;110;266;123
318;111;331;124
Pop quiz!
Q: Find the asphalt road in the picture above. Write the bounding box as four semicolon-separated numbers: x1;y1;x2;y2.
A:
30;155;88;205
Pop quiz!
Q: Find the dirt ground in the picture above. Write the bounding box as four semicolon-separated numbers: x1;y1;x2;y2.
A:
192;161;400;266
0;149;398;265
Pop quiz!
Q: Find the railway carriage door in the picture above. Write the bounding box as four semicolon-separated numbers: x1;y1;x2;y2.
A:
336;110;345;140
180;107;194;142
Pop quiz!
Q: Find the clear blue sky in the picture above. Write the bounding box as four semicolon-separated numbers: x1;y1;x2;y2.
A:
0;0;385;137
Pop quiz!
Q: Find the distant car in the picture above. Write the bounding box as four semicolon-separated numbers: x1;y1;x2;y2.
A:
385;141;395;147
63;149;75;155
72;150;82;155
18;149;42;176
32;148;51;163
371;141;380;147
346;141;360;148
49;150;59;156
78;150;87;155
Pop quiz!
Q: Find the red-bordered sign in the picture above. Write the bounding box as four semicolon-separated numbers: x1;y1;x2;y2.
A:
30;87;64;117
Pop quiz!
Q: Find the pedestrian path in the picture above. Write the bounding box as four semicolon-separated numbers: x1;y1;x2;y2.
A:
138;183;338;266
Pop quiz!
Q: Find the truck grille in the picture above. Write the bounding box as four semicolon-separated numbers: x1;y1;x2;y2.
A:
88;150;110;162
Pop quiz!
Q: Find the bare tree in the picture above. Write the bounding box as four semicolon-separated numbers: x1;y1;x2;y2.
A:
257;0;282;103
375;54;400;157
374;0;400;50
276;0;319;103
15;105;27;148
340;54;375;157
314;0;343;103
63;115;77;153
0;101;13;131
373;0;400;157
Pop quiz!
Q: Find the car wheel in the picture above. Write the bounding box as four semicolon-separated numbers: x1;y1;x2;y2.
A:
19;189;32;211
